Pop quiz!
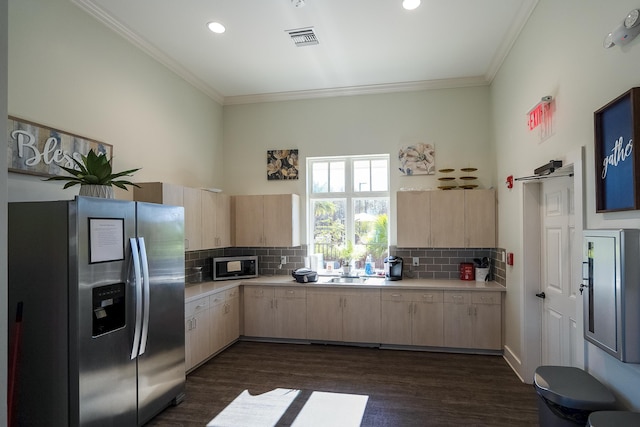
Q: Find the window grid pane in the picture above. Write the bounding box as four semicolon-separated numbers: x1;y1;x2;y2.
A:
329;161;345;193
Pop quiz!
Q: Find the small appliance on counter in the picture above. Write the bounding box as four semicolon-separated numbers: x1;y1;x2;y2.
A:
213;256;258;281
292;268;318;283
459;262;475;280
384;256;403;281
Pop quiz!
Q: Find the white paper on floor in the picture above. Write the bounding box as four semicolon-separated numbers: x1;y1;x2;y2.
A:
207;388;300;427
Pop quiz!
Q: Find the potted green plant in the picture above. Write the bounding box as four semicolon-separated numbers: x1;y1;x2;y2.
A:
339;240;356;275
46;149;140;198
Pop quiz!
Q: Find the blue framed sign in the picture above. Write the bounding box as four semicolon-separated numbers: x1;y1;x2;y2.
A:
594;88;640;212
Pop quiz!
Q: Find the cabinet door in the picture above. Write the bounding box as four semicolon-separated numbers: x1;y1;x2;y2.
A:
263;194;300;247
183;187;203;250
185;318;193;371
464;189;496;248
235;196;265;247
471;292;502;350
274;287;307;339
412;291;444;347
189;309;211;369
134;182;183;206
431;191;465;247
342;290;381;343
381;291;412;345
443;292;472;348
216;193;231;248
209;292;226;354
224;288;240;346
201;191;218;249
243;286;274;337
306;290;343;341
185;297;211;371
397;192;430;247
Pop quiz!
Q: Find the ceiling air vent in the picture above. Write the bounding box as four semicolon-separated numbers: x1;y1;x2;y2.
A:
286;27;319;47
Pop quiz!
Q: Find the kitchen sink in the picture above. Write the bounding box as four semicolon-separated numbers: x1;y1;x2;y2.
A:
324;277;389;285
327;277;367;284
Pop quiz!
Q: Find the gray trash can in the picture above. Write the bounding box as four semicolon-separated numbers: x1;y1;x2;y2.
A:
533;366;617;426
588;411;640;426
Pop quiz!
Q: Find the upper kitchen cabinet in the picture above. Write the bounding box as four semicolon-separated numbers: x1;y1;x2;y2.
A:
396;191;430;247
182;187;202;251
135;182;202;249
202;191;231;249
397;189;496;248
234;194;300;247
134;182;183;206
135;182;232;251
463;189;496;248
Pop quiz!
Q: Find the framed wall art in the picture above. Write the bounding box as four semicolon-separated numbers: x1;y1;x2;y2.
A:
398;143;435;175
7;116;113;178
594;87;640;213
267;149;299;180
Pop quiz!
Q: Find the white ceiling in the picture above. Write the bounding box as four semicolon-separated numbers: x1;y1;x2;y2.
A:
72;0;538;105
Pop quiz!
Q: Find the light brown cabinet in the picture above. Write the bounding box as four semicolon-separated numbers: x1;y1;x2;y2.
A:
210;288;239;355
381;289;444;346
185;296;211;372
306;289;381;343
234;194;300;247
134;182;231;250
396;191;430;247
397;189;496;248
243;286;307;339
443;291;502;350
202;191;231;248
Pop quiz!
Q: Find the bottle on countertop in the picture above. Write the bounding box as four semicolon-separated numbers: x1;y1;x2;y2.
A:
365;254;374;275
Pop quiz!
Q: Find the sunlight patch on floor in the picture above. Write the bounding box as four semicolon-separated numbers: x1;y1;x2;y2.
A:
207;388;368;427
291;391;368;427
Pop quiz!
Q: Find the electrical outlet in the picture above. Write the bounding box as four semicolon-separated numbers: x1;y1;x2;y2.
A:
280;256;287;265
412;257;419;266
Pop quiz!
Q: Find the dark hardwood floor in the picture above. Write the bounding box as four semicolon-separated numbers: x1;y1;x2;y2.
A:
148;341;539;426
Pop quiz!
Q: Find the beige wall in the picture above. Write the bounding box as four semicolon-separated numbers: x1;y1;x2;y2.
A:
7;0;224;202
492;0;640;407
223;86;494;245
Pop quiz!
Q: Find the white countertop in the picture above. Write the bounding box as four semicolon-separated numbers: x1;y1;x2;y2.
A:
185;275;505;302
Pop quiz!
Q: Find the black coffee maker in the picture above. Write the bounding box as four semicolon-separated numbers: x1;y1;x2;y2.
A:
384;256;403;281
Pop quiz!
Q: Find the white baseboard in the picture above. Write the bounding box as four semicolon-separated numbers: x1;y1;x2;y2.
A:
502;345;530;384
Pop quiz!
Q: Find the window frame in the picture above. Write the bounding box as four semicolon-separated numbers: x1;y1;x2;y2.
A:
307;154;390;272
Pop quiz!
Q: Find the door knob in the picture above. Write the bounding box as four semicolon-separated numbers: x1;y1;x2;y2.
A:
579;284;588;295
535;292;546;299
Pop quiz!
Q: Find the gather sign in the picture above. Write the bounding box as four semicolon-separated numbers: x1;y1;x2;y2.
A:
7;116;113;178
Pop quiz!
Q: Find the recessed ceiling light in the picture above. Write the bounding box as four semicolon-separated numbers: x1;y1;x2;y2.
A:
402;0;420;10
207;21;226;34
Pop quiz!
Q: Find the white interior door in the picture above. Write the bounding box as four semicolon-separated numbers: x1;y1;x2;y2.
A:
540;175;577;366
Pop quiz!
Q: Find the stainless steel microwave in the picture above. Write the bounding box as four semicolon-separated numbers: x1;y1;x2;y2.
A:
212;256;258;281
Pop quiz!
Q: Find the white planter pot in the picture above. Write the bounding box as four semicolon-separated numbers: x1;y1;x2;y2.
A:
79;185;114;199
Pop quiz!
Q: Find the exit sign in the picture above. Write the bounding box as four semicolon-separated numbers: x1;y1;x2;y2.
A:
528;104;544;130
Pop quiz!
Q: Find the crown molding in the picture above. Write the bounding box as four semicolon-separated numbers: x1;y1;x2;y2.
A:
223;77;490;106
485;0;539;81
72;0;225;105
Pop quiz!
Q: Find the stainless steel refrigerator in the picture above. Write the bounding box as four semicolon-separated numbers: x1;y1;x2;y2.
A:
8;196;186;426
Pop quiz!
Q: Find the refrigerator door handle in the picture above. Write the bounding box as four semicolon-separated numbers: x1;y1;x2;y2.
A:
130;237;143;360
138;237;151;356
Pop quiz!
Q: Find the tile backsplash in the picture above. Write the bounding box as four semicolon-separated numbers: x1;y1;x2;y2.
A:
185;245;307;283
185;244;505;286
391;246;505;285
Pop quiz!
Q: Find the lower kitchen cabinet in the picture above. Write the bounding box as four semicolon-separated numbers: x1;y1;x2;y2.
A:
243;286;307;339
306;289;381;343
443;291;502;350
381;290;444;346
210;288;240;355
185;296;211;372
